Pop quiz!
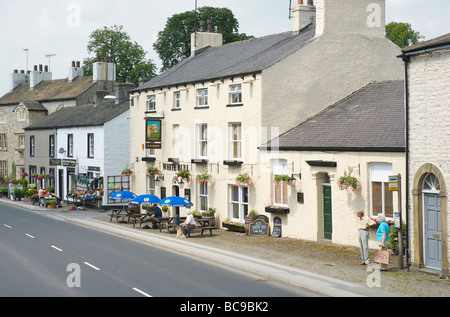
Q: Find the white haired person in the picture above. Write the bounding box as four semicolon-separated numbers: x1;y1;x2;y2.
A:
178;209;195;238
376;213;390;270
356;209;376;266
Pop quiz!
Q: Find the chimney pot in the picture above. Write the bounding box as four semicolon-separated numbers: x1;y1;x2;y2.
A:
14;69;18;73
200;21;205;32
72;61;76;67
34;65;38;71
39;65;43;72
207;19;213;32
76;61;80;67
307;0;313;5
20;70;24;74
44;65;48;72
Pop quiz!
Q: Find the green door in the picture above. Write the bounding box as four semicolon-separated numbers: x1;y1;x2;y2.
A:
323;185;332;240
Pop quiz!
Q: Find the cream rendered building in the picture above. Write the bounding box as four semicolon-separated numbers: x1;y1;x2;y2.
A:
129;0;404;245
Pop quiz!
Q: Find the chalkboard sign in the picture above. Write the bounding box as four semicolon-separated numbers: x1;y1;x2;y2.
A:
271;217;282;238
249;218;270;236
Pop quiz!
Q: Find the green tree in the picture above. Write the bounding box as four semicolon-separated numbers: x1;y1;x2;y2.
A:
83;25;157;86
386;22;424;48
154;6;253;71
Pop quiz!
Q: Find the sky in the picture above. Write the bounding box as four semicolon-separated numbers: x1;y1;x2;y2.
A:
0;0;449;96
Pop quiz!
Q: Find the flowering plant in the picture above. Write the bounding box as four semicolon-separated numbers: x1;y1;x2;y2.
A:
146;167;162;176
222;218;244;227
30;173;39;179
196;172;211;184
20;172;28;178
176;169;191;182
235;173;253;187
265;204;287;210
273;174;292;185
121;168;134;177
337;168;360;191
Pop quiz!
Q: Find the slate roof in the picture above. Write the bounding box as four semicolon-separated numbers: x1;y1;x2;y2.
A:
261;81;405;152
133;24;316;92
402;32;450;55
24;99;130;130
0;76;95;106
17;100;47;112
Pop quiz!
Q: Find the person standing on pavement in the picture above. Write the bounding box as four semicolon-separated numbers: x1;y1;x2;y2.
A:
357;209;376;266
376;213;390;270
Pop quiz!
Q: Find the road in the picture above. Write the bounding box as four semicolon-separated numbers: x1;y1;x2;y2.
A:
0;203;313;298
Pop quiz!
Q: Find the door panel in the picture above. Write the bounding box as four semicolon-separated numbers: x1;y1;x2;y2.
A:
424;194;442;270
323;185;332;240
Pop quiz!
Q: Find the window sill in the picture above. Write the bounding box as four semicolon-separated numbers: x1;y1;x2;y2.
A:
226;103;244;107
171;108;181;111
145;110;156;114
194;106;209;110
142;157;156;162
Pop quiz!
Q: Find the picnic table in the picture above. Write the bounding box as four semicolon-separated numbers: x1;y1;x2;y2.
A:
159;217;186;233
108;204;140;223
195;217;218;236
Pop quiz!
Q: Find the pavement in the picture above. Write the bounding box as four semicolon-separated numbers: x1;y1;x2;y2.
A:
2;198;450;297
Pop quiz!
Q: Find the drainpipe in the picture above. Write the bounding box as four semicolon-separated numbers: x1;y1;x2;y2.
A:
401;53;411;270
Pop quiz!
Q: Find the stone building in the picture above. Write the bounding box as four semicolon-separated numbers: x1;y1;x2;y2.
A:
400;33;450;277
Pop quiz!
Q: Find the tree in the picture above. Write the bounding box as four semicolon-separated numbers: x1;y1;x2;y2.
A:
386;22;424;48
154;7;253;71
83;25;157;86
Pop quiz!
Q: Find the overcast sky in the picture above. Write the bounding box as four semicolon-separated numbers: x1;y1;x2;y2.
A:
0;0;449;96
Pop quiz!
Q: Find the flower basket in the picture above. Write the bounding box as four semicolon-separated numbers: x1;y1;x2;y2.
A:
146;167;162;177
337;168;361;192
176;169;191;183
265;205;290;214
196;172;212;184
273;174;292;185
222;220;246;233
121;168;134;178
235;173;253;187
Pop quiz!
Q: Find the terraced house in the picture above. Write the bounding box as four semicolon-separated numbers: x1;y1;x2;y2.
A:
129;0;404;245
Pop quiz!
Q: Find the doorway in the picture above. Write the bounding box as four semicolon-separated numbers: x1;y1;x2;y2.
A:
423;173;442;270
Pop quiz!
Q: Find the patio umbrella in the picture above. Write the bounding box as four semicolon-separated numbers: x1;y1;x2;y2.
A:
158;196;193;207
131;194;160;205
109;191;137;200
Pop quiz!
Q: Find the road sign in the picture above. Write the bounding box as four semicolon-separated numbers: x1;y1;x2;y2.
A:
388;175;399;191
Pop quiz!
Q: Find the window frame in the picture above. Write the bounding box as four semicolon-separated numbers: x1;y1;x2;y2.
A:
228;84;242;105
30;135;35;157
196;88;208;107
272;159;289;207
173;91;181;109
229;184;249;222
0;133;7;150
87;133;94;158
196;123;208;159
369;163;394;218
67;134;73;157
229;123;242;161
49;135;55;157
146;95;156;112
198;181;208;212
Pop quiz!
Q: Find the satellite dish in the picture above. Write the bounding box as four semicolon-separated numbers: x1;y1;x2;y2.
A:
59;147;65;154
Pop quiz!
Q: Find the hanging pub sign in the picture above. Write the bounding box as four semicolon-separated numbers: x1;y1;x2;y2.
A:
145;118;162;149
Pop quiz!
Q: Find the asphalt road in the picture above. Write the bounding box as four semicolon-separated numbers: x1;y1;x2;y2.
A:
0;203;312;298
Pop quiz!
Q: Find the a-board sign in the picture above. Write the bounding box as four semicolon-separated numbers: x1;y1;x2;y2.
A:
271;217;282;238
249;215;270;236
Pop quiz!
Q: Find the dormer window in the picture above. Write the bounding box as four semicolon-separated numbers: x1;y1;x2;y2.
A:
16;107;27;121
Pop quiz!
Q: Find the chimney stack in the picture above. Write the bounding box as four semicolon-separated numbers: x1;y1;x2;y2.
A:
30;64;52;90
292;0;316;33
68;60;84;83
10;69;29;91
93;56;116;84
191;19;223;55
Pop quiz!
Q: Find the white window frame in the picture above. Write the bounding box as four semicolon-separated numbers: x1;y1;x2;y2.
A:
196;88;208;107
196;123;207;159
229;123;242;161
369;163;393;218
48;135;54;157
272;159;289;207
229;184;249;222
229;84;242;104
198;182;208;212
147;175;156;195
146;95;156;112
67;134;73;157
30;135;35;157
87;133;94;158
173;91;181;109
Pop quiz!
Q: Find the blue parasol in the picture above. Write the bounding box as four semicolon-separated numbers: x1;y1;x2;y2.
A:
109;191;137;200
131;194;160;205
158;196;193;207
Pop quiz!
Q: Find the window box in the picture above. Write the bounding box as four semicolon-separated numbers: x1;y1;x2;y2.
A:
191;159;208;164
142;157;156;162
223;160;243;166
222;221;246;233
265;206;290;214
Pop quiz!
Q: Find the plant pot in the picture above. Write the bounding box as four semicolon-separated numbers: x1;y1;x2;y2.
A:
265;207;290;214
222;222;246;233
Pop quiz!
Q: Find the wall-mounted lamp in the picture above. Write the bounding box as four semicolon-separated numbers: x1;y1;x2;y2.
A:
289;173;301;186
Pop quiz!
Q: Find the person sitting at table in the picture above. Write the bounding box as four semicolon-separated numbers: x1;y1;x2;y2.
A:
178;209;195;238
148;204;162;228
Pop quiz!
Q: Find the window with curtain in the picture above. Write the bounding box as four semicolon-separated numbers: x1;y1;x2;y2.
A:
370;163;393;218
